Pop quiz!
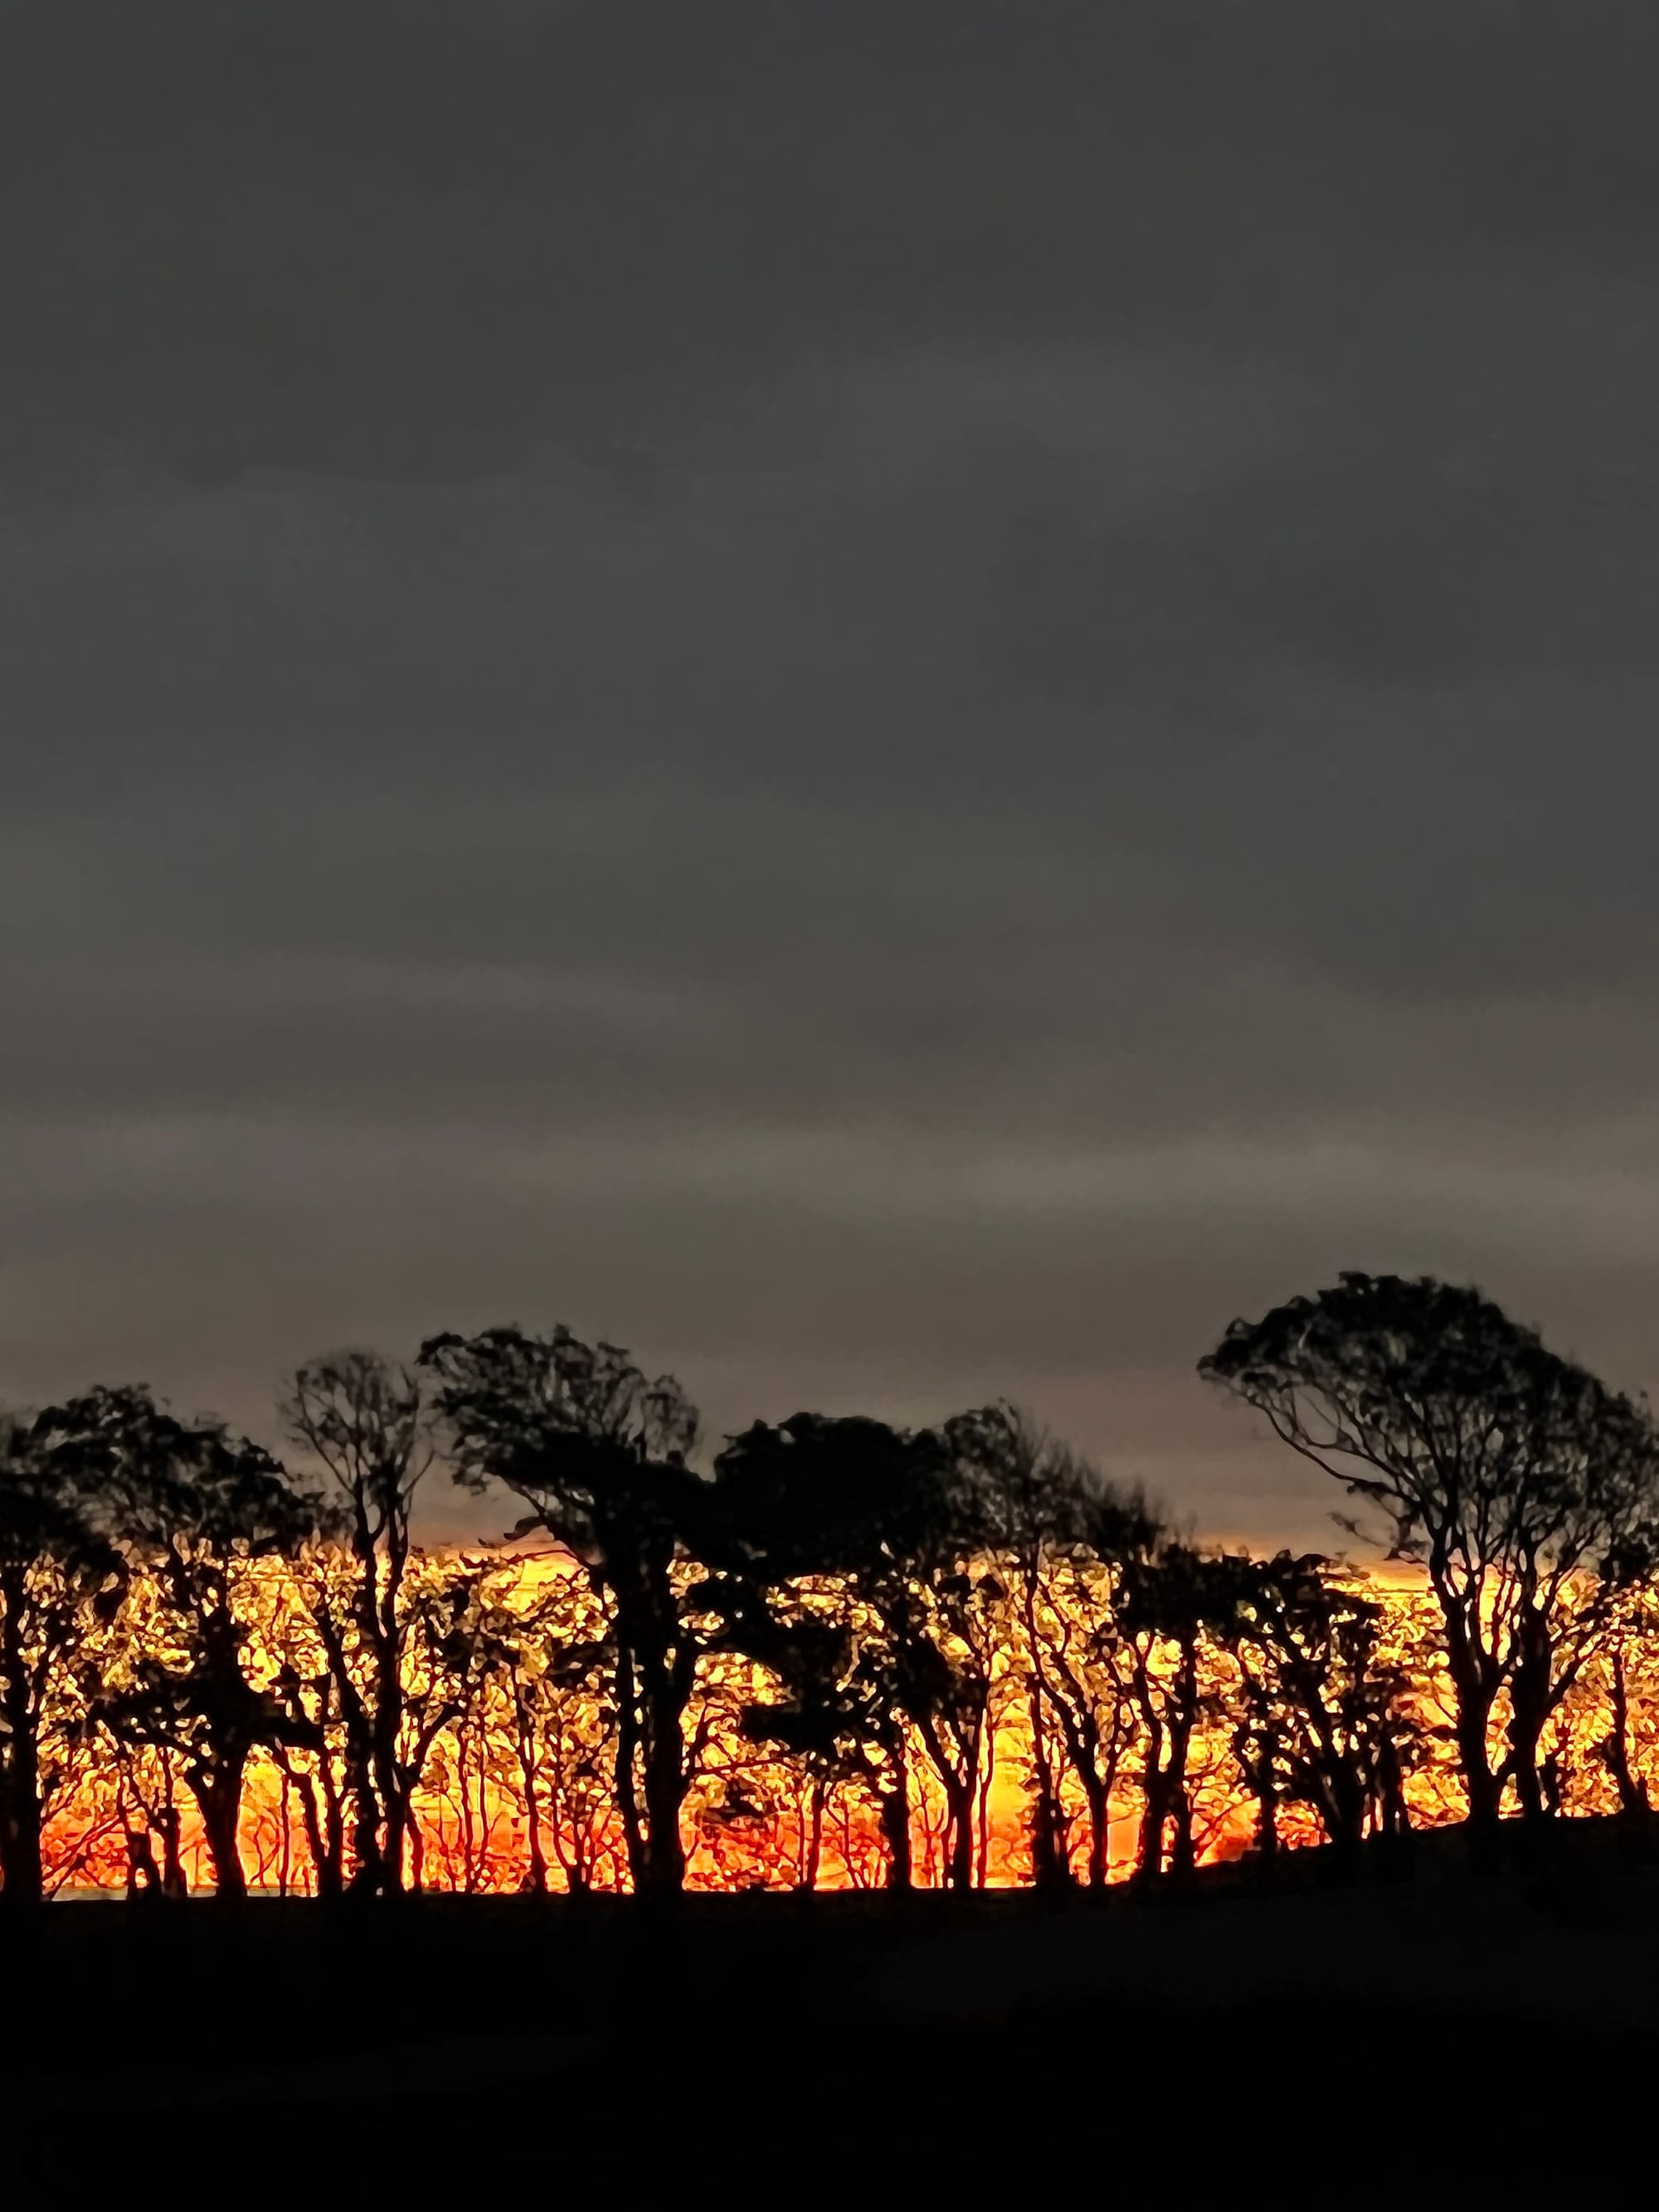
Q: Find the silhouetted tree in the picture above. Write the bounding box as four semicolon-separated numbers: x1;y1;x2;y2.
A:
900;1558;1005;1890
265;1540;353;1898
947;1403;1156;1888
946;1405;1081;1887
1578;1584;1659;1827
1603;1650;1649;1822
383;1553;500;1892
1201;1273;1659;1864
113;1745;192;1902
469;1562;614;1894
717;1579;918;1888
283;1351;432;1894
698;1418;913;1886
413;1563;521;1891
0;1416;125;1906
1221;1552;1415;1865
27;1288;1659;1904
1117;1540;1246;1888
704;1412;998;1889
35;1385;329;1899
1007;1498;1160;1888
419;1325;702;1896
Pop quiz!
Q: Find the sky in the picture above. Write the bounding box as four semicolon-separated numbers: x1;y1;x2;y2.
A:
4;2;1659;1546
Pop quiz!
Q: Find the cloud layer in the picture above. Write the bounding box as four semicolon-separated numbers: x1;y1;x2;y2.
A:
5;2;1658;1539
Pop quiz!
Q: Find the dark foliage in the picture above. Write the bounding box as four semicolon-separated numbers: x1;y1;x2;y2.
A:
1201;1272;1659;1860
32;1384;331;1900
419;1325;704;1895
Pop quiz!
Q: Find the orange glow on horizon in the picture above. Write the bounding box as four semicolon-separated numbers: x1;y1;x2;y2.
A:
29;1547;1644;1899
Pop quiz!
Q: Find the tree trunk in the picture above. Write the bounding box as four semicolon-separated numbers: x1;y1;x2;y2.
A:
157;1805;189;1899
613;1646;649;1893
1445;1648;1503;1872
1136;1643;1197;1893
191;1762;249;1902
1027;1769;1063;1890
291;1770;343;1899
124;1826;162;1901
1505;1600;1559;1826
1023;1597;1065;1890
945;1779;975;1891
1082;1775;1112;1888
1134;1772;1170;1890
1604;1649;1652;1823
1325;1760;1367;1860
1253;1772;1280;1865
0;1603;44;1908
1434;1578;1505;1872
1168;1784;1197;1885
1510;1742;1546;1823
0;1738;45;1908
1462;1755;1504;1875
348;1754;387;1895
521;1758;549;1896
880;1741;912;1890
370;1554;407;1893
799;1777;825;1894
384;1787;416;1898
1374;1735;1413;1844
0;1783;44;1908
639;1698;688;1896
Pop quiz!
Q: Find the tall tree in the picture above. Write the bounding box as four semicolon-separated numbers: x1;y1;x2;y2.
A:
1116;1539;1245;1888
419;1325;702;1896
704;1412;996;1889
1200;1272;1659;1863
283;1351;432;1894
946;1403;1155;1889
0;1416;125;1906
36;1385;328;1899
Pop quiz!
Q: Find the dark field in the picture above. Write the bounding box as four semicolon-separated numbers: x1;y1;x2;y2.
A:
8;1824;1659;2198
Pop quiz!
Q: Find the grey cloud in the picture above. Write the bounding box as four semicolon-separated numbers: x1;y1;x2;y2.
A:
3;2;1658;1544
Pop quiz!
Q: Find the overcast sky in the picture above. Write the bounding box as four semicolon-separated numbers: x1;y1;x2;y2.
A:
4;2;1658;1544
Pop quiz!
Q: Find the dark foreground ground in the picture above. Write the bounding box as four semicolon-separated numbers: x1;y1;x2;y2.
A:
7;1821;1657;2198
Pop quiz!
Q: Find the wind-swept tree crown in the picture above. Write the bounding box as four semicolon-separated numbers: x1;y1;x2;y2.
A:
1199;1271;1659;1582
418;1325;700;1562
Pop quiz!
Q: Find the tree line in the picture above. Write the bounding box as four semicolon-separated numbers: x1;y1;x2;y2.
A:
3;1271;1658;1905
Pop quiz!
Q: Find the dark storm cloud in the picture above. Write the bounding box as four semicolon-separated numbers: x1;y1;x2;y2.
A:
4;2;1659;1540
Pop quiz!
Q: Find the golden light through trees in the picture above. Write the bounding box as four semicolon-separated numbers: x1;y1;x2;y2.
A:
24;1544;1657;1898
9;1280;1659;1903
